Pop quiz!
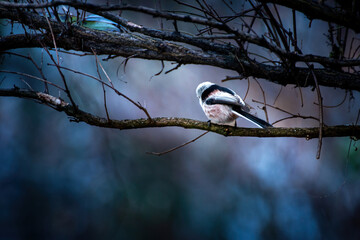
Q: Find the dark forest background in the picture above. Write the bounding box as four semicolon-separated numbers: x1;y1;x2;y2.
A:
1;0;360;239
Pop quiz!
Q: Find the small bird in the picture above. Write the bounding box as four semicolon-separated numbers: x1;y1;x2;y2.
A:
196;82;273;128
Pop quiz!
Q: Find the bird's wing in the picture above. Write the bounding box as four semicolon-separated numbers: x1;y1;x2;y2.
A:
205;95;272;128
232;105;273;128
204;95;243;107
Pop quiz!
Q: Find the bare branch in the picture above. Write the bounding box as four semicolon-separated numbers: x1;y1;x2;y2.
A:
1;6;360;91
0;70;65;91
258;0;360;32
252;99;320;123
46;64;152;119
147;131;209;156
310;66;324;159
0;88;359;138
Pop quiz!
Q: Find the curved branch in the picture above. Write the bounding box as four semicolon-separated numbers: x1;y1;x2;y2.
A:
1;88;359;138
259;0;360;33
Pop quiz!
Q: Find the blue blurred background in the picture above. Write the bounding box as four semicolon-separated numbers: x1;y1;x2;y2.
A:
1;0;360;239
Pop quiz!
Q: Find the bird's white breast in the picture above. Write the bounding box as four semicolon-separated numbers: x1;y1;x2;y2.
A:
202;104;237;124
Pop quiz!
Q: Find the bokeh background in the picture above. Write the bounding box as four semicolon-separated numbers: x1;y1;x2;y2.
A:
1;0;360;239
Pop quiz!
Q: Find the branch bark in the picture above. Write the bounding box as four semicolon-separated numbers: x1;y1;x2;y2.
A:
1;1;359;66
1;7;360;91
259;0;360;33
1;88;359;138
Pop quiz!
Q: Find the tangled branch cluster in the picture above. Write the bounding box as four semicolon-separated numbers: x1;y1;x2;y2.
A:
0;0;360;150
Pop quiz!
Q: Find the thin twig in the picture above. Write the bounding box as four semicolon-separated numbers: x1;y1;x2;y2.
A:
309;65;324;159
42;8;60;65
147;131;209;156
92;49;110;121
273;86;283;105
271;116;319;125
0;70;65;91
254;78;269;123
165;63;182;74
92;50;115;88
314;90;348;109
2;51;49;93
221;75;242;82
252;99;320;124
244;78;251;101
47;63;152;119
292;9;297;52
41;44;78;108
150;60;165;80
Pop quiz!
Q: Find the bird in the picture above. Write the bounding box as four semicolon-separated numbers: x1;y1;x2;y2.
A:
196;82;273;128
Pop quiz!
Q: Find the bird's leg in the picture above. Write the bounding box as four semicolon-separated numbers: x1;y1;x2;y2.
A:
207;120;212;127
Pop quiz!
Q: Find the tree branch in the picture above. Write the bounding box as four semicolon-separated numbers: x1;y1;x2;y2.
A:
2;1;359;67
259;0;360;33
1;13;359;92
1;2;360;91
1;88;359;138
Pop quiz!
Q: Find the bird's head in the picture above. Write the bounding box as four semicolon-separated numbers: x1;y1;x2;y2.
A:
196;81;215;99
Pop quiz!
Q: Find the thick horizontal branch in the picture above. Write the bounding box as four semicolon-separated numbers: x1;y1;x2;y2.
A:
259;0;360;32
3;0;359;33
289;54;360;67
1;88;359;138
1;1;359;67
0;1;239;31
0;1;237;54
1;6;360;91
0;33;236;69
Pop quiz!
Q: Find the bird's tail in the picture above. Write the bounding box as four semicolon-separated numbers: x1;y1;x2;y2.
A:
232;106;273;128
